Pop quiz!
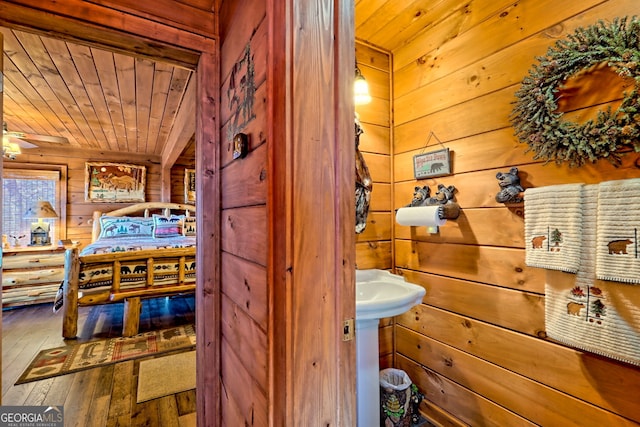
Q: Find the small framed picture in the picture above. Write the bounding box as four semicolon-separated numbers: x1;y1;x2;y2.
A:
413;148;451;179
184;169;196;204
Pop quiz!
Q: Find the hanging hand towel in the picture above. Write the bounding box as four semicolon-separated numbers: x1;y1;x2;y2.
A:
546;272;640;367
596;178;640;284
546;185;640;366
524;183;584;273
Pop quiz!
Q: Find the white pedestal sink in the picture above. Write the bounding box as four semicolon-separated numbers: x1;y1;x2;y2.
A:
355;269;425;427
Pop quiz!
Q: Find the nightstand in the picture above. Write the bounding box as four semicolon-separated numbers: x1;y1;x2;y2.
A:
2;246;66;308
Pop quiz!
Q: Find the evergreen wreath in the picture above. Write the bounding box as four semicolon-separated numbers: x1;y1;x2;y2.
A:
511;16;640;167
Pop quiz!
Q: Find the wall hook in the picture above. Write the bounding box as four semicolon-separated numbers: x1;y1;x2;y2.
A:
495;167;525;204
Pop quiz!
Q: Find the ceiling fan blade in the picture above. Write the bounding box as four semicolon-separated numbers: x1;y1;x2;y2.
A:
6;136;38;148
12;133;69;145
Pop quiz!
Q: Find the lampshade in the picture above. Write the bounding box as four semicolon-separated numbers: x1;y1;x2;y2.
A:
3;124;22;160
3;140;22;159
354;65;372;105
24;201;59;219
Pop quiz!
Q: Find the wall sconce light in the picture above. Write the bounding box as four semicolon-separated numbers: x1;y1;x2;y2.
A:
354;65;372;105
24;201;59;246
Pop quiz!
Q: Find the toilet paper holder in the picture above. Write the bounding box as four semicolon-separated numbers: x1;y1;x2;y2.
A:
401;184;461;218
396;184;461;232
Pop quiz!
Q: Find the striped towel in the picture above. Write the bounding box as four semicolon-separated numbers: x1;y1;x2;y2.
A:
596;178;640;284
525;184;584;273
546;185;640;366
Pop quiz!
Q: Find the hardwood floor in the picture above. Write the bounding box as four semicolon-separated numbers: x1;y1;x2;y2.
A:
2;295;196;426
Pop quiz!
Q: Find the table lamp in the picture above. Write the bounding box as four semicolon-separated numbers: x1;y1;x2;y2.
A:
24;201;58;246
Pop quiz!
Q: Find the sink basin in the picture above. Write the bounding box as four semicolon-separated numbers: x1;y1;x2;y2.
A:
354;269;425;427
355;269;425;320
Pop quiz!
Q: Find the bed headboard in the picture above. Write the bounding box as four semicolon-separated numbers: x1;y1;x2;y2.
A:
91;202;196;242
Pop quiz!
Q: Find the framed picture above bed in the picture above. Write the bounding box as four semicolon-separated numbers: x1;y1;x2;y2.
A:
85;162;146;203
184;168;196;204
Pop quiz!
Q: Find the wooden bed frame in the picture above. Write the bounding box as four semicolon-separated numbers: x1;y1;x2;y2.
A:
62;202;196;339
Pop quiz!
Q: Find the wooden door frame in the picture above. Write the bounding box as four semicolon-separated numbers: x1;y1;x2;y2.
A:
0;1;221;422
268;1;356;424
0;0;357;424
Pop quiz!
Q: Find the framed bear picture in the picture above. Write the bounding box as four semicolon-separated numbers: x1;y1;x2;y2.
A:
413;148;451;179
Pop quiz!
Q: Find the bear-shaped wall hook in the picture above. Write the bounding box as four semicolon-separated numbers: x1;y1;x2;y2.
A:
495;167;525;204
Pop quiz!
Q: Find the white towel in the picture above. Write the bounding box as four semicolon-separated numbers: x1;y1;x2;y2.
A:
525;184;584;273
596;178;640;284
545;185;640;366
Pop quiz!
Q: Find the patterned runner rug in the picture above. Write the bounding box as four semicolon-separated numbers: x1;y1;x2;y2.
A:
16;324;195;385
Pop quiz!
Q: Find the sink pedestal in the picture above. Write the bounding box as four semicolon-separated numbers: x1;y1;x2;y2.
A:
355;269;426;427
356;317;382;427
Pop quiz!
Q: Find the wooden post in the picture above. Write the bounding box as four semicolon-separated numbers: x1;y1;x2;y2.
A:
178;256;186;282
146;257;154;286
62;248;80;339
113;260;121;292
122;297;141;337
196;50;221;427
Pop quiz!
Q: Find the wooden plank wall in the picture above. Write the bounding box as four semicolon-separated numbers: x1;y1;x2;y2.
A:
389;0;640;425
217;0;269;424
354;41;394;368
7;148;162;248
355;42;392;271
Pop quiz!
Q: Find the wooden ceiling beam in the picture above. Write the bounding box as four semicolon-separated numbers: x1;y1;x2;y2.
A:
161;76;196;169
88;0;216;37
0;0;216;68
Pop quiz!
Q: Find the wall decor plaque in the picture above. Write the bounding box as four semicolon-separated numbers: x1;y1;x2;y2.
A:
413;148;451;179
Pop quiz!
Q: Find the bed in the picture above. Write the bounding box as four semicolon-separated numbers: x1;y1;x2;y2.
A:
58;202;196;339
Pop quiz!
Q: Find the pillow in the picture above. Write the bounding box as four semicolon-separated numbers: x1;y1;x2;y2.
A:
152;214;184;238
182;216;196;237
98;216;154;239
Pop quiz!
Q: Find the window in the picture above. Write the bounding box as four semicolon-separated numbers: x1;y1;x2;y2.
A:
2;164;67;247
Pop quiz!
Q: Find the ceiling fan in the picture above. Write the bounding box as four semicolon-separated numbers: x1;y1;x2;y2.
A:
3;122;69;159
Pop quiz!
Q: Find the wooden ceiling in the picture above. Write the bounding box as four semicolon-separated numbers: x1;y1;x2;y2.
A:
1;0;440;160
1;26;195;159
356;0;464;52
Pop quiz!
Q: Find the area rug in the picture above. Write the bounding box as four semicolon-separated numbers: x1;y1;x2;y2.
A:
136;350;196;403
16;325;196;385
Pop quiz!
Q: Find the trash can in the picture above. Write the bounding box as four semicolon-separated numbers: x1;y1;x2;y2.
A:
379;368;412;427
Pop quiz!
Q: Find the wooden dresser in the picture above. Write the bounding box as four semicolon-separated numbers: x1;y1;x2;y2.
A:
2;246;66;308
